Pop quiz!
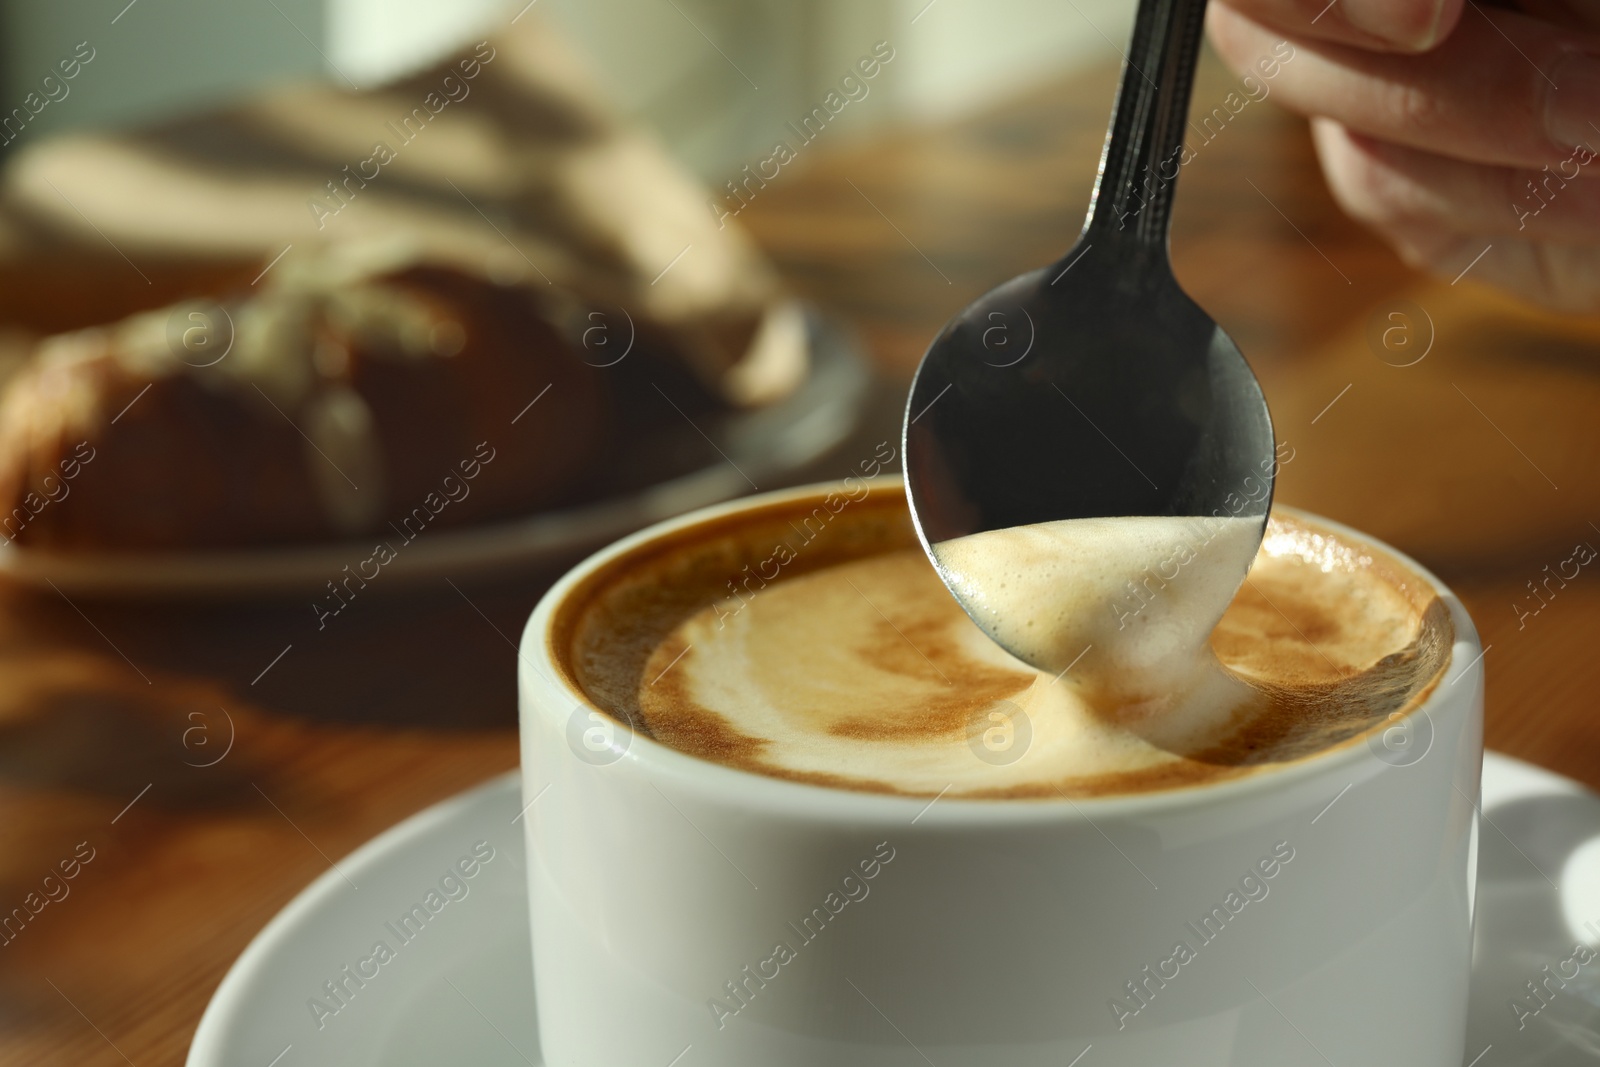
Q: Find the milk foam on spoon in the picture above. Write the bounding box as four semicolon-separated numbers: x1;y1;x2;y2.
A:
930;515;1261;712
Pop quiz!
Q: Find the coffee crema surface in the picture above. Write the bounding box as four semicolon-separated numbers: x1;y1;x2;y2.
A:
555;484;1453;798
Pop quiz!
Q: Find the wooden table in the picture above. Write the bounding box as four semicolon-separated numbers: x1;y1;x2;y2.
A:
9;51;1600;1065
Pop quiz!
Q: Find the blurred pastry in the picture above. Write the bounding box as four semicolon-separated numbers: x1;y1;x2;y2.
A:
0;13;821;553
0;243;615;550
0;16;808;408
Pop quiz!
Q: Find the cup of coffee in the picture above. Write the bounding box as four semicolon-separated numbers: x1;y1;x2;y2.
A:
518;475;1482;1066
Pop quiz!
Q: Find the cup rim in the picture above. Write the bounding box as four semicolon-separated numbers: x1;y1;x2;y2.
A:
519;476;1483;825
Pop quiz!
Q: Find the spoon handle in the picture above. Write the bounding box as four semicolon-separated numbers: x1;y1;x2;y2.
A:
1080;0;1210;261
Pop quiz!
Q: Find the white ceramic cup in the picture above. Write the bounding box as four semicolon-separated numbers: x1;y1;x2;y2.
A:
518;479;1483;1067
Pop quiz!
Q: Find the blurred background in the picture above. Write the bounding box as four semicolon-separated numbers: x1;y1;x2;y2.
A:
5;2;1600;1064
0;0;1135;175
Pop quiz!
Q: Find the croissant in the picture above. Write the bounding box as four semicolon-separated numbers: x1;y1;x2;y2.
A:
0;244;616;550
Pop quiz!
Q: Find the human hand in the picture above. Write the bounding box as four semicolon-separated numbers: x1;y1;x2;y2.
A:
1208;0;1600;312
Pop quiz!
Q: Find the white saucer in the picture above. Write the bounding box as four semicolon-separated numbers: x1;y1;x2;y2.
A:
186;753;1600;1066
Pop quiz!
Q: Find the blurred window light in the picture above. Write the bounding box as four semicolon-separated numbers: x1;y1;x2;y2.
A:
0;0;1131;177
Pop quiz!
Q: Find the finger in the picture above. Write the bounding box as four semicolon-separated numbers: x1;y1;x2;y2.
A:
1469;238;1600;312
1312;117;1600;240
1212;0;1463;53
1373;217;1600;313
1208;3;1600;169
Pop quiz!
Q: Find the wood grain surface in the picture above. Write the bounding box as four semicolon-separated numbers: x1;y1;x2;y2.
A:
6;51;1597;1065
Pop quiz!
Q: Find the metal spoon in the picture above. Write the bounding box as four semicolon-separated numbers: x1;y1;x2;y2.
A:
901;0;1275;672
